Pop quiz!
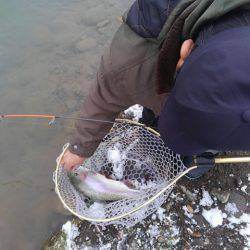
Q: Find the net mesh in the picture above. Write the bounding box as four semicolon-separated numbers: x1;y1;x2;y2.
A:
55;120;186;227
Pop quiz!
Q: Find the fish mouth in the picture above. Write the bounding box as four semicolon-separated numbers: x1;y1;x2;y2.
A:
78;171;87;181
68;169;87;179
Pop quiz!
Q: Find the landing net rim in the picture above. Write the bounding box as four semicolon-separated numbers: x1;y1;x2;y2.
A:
54;119;196;223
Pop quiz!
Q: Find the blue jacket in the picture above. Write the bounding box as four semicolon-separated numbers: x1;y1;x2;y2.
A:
126;0;180;38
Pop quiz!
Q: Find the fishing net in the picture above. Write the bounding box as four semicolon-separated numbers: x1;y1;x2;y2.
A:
55;119;187;227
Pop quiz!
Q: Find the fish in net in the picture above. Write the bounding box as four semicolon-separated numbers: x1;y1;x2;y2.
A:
54;119;187;227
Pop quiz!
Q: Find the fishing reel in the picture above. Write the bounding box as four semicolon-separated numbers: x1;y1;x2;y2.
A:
181;152;216;179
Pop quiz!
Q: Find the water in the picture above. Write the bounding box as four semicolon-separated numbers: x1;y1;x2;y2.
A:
0;0;132;248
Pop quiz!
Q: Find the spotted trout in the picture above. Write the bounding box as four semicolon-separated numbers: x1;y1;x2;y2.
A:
68;167;140;201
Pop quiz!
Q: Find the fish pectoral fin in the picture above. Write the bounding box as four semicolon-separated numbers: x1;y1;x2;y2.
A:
122;179;136;189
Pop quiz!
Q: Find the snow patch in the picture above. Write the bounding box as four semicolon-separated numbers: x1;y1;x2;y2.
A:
171;225;180;237
107;139;139;180
107;145;123;179
151;214;157;220
107;147;121;164
88;202;106;218
148;225;160;238
165;213;180;244
99;243;112;250
199;189;213;207
225;202;239;215
241;185;248;194
227;213;250;248
182;205;193;219
202;207;227;228
124;104;143;121
156;207;166;222
62;221;80;250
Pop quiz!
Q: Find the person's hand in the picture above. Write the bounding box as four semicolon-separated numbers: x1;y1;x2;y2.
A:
176;39;194;70
60;149;86;171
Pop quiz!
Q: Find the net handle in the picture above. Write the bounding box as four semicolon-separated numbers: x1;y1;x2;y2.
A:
115;118;160;136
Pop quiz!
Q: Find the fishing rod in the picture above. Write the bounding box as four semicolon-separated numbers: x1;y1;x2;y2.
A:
0;114;116;125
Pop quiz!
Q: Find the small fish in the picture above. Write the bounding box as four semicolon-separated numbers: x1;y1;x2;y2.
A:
68;167;140;201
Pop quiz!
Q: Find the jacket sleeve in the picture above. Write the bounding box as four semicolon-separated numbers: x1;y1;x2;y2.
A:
69;21;166;157
69;49;134;157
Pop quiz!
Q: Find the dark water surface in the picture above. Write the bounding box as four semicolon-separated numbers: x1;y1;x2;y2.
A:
0;0;132;248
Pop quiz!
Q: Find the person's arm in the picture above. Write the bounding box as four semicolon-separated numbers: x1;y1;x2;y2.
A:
61;23;151;171
62;46;135;170
62;23;161;170
68;50;135;158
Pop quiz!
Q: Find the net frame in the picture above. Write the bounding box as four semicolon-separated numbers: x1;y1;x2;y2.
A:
54;119;197;225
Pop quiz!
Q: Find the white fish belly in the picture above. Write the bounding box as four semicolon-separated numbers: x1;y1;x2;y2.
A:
79;178;140;201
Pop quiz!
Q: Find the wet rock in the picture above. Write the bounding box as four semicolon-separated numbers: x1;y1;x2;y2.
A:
97;19;110;29
42;230;66;250
117;230;124;241
192;231;202;238
165;201;174;212
75;38;97;52
246;185;250;194
186;205;194;214
236;177;243;187
157;235;165;243
187;228;202;238
211;188;230;204
180;185;197;202
204;238;210;245
128;239;140;250
228;192;248;213
193;214;206;227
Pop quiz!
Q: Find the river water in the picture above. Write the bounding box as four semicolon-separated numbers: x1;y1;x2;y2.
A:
0;0;132;248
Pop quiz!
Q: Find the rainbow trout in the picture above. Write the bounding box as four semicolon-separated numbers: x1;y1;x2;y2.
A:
68;167;140;201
